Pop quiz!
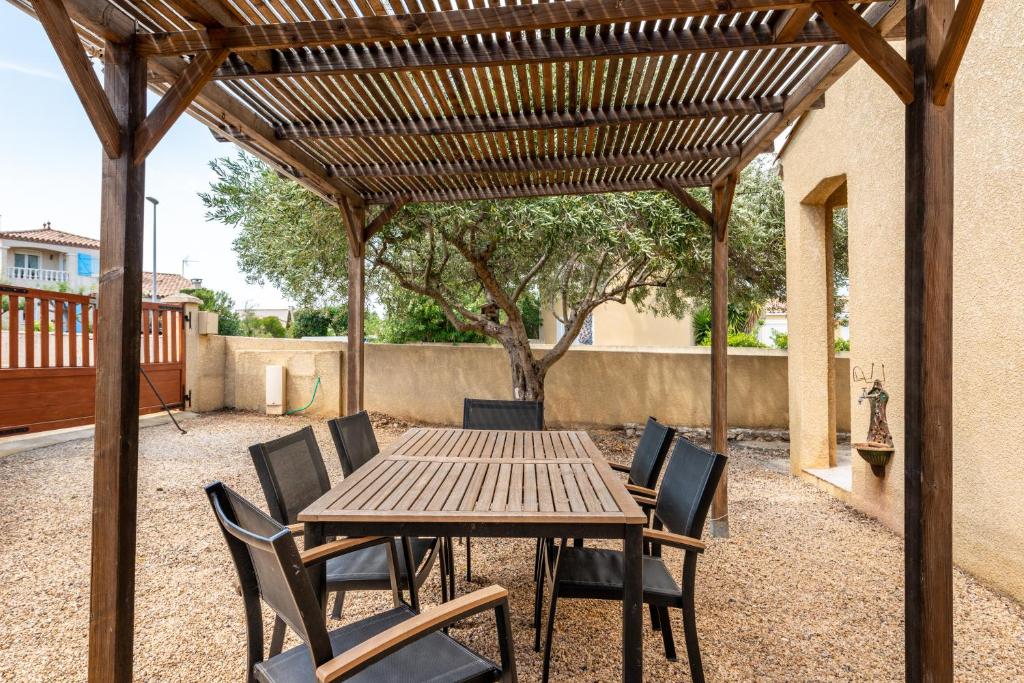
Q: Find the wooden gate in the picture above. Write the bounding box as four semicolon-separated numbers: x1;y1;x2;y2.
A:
0;285;186;436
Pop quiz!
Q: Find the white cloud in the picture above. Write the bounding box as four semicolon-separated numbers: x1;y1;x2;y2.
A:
0;59;59;80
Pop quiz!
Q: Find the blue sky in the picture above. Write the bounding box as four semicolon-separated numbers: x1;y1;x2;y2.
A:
0;4;288;308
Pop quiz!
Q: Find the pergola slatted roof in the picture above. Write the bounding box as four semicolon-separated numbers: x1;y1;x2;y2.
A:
10;0;903;204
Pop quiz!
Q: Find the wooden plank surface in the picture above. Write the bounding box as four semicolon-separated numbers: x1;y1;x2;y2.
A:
301;428;645;525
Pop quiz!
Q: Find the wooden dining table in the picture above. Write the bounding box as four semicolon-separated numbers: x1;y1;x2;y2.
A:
300;426;648;682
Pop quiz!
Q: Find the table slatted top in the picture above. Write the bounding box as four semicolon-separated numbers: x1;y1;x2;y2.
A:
301;427;646;526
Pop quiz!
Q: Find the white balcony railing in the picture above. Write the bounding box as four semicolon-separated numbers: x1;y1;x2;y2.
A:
7;266;70;282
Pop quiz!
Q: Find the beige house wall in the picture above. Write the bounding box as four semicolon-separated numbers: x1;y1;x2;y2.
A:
193;334;849;431
539;299;695;347
779;1;1024;600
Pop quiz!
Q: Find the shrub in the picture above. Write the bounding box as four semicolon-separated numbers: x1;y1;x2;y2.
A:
772;330;788;349
699;331;768;348
379;295;489;344
834;337;851;352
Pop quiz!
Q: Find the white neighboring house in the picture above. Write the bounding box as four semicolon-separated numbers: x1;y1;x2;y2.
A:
0;224;196;298
0;224;100;291
757;300;789;346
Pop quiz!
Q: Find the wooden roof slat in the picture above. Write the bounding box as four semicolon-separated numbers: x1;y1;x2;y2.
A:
135;0;887;57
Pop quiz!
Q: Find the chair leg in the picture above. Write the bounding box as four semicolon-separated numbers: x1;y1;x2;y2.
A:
330;591;345;620
533;541;546;651
658;606;677;661
465;537;472;582
447;537;456;598
649;604;662;631
541;541;566;683
269;616;286;657
681;553;704;683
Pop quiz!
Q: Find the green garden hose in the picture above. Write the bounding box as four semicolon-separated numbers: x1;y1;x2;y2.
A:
285;376;321;415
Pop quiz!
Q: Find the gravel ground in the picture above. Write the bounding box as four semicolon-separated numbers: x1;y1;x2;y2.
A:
2;411;1022;682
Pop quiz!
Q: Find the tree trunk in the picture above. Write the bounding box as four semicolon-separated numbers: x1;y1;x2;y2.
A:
503;336;546;401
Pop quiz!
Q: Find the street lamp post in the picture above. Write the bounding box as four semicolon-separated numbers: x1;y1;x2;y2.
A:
145;196;159;302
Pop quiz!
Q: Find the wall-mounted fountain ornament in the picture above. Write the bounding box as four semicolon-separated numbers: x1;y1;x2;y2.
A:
852;364;895;475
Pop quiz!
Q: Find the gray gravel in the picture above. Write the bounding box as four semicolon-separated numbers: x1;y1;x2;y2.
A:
1;411;1022;681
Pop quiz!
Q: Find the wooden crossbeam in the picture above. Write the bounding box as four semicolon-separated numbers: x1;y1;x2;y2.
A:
365;175;713;204
213;20;840;80
134;0;884;57
169;0;274;72
364;199;409;241
328;145;738;179
932;0;985;106
278;96;796;141
133;48;228;165
33;0;121;159
774;7;816;42
714;0;906;186
659;179;714;227
813;0;914;104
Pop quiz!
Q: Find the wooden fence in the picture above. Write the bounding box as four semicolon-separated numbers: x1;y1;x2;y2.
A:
0;285;186;435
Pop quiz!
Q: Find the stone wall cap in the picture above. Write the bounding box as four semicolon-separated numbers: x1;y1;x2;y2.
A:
161;293;203;304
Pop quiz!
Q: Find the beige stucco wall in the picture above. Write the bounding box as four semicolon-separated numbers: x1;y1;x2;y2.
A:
197;335;849;431
779;2;1024;600
539;299;695;347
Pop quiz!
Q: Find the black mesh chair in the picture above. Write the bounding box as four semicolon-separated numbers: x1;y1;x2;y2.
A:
532;417;675;648
205;482;517;683
329;411;455;601
249;427;446;652
327;411;380;477
461;398;544;585
540;437;727;683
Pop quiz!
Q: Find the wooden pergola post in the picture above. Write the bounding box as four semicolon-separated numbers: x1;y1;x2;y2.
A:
904;0;955;680
339;199;367;415
710;174;738;538
88;38;147;682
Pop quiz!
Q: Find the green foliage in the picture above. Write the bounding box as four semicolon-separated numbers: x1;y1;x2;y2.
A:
692;303;763;345
834;337;851;353
240;312;286;338
182;287;243;336
699;331;768;348
772;330;789;350
290;306;348;337
519;293;542;339
378;292;489;344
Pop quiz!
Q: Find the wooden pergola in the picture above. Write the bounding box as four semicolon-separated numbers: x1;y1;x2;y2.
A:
8;0;983;680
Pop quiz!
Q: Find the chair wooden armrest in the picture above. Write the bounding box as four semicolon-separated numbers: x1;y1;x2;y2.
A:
642;528;705;553
316;585;515;683
631;493;657;509
608;461;631;473
624;483;657;498
299;536;390;567
287;523;305;536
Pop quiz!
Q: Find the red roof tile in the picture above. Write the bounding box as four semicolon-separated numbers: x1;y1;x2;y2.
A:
0;226;100;250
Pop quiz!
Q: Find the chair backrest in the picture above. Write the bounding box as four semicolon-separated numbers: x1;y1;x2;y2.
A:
463;398;544;431
655;437;727;540
249;426;331;526
628;417;676;489
328;411;380;477
205;481;333;670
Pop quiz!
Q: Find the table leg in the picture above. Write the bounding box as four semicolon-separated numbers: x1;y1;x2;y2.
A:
304;522;327;611
623;524;643;682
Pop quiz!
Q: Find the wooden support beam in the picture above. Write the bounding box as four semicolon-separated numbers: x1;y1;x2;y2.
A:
365;175;713;205
904;0;954;680
932;0;985;106
339;199;367;415
133;48;228;166
660;179;714;227
813;0;914;104
212;20;841;80
328;145;738;179
135;0;884;57
774;7;816;42
715;0;906;186
277;96;796;141
33;0;121;159
709;173;737;539
87;38;146;683
168;0;274;72
364;199;408;241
